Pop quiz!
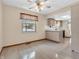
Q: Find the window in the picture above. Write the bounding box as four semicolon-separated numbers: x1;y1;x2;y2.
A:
22;20;36;32
20;13;38;32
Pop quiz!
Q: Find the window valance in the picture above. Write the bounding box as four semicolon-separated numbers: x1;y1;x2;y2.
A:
20;13;38;21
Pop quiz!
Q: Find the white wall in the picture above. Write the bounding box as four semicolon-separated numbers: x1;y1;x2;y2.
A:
62;20;71;37
0;0;3;52
3;5;46;46
71;3;79;52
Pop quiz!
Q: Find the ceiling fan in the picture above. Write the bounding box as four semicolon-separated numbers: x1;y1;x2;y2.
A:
27;0;51;12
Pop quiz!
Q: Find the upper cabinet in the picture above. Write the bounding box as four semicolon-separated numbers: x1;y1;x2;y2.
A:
47;18;63;28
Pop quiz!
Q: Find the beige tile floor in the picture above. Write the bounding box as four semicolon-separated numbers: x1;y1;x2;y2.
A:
0;38;72;59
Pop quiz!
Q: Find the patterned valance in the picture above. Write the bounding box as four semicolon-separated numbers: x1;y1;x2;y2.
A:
20;13;38;21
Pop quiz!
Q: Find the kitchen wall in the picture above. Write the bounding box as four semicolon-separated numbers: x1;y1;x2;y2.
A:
3;5;46;46
45;7;71;37
71;3;79;52
0;0;3;52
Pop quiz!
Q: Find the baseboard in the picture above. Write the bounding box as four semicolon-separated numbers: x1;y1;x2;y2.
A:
64;36;71;38
45;38;60;43
0;38;59;55
3;38;46;48
0;48;4;55
0;38;46;55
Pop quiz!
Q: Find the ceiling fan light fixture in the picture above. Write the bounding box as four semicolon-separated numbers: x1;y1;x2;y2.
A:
28;0;50;12
40;2;44;5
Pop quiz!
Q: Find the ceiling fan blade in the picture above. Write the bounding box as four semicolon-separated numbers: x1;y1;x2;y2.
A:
27;0;32;2
44;0;48;2
46;6;51;8
27;0;39;2
27;0;36;3
29;7;33;9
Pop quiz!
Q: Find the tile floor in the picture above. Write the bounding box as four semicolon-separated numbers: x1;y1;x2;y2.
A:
0;38;73;59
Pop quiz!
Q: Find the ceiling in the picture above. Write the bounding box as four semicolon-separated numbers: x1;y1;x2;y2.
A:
47;11;71;20
3;0;79;15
